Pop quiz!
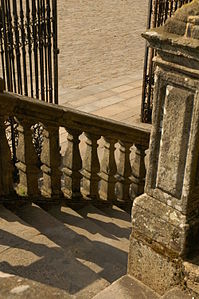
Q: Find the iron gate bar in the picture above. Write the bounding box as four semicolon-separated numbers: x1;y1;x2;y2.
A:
13;0;23;94
47;0;53;103
52;0;58;104
20;0;28;96
32;0;39;99
42;0;48;103
0;13;5;87
26;0;34;98
141;0;192;123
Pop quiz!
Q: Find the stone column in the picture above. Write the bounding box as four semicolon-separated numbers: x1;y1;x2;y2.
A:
128;3;199;296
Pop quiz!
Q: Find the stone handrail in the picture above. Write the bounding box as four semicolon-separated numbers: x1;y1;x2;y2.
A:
0;89;151;206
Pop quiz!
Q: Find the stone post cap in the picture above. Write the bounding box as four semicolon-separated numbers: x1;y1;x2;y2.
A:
142;0;199;57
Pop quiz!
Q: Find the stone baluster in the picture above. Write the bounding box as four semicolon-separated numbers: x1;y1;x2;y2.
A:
16;119;40;197
99;137;117;202
0;115;15;196
62;128;82;200
41;125;62;198
117;140;132;202
130;144;147;198
81;133;100;200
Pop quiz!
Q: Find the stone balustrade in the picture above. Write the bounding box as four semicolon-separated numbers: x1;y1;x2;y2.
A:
0;86;151;206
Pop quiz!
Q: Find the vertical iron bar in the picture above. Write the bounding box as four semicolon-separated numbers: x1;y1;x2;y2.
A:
43;0;49;102
19;0;28;96
26;0;34;98
47;0;52;103
5;0;18;168
12;0;23;94
1;0;11;91
0;6;6;85
4;0;13;91
37;0;45;101
32;0;39;99
52;0;58;104
164;0;169;23
6;0;16;93
141;0;153;122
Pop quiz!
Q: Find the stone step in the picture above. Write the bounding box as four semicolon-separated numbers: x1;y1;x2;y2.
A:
14;203;129;296
99;205;131;224
0;271;74;299
0;205;40;254
48;203;128;280
49;203;129;251
92;275;160;299
77;205;131;247
93;275;193;299
0;204;109;299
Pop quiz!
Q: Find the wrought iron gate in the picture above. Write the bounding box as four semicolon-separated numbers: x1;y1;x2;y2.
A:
0;0;58;103
0;0;58;175
141;0;192;123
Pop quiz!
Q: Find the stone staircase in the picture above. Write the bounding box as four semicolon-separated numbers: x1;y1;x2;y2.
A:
0;203;194;299
0;203;131;298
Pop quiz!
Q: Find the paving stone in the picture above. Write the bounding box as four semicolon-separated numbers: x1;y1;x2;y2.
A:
68;95;101;108
77;103;100;113
94;95;124;108
111;85;134;93
109;109;138;122
93;103;129;118
120;86;142;100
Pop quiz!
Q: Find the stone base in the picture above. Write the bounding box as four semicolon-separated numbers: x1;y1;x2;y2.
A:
128;193;188;295
128;237;184;295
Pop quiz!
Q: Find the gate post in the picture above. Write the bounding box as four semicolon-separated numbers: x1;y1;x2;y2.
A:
128;2;199;296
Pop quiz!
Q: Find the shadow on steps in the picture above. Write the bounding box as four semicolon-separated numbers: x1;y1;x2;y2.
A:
0;203;130;298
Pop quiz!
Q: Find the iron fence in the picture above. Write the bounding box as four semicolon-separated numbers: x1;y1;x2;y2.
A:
0;0;58;102
0;0;58;177
141;0;192;123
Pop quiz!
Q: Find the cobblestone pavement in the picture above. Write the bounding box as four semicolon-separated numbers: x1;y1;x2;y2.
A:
57;0;148;90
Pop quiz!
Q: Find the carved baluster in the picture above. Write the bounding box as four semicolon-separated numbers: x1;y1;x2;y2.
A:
117;140;132;202
62;128;82;200
81;133;100;200
16;119;40;197
99;137;117;202
41;125;62;198
130;144;147;198
0;115;14;196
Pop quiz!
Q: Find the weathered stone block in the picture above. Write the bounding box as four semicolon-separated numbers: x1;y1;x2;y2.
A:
128;237;183;295
131;194;187;256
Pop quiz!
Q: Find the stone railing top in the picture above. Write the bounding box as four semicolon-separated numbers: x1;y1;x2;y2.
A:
0;90;151;147
142;0;199;56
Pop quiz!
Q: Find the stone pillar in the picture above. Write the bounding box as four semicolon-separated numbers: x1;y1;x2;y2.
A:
128;2;199;296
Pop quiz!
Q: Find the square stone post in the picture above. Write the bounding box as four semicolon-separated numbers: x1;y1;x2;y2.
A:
128;2;199;296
